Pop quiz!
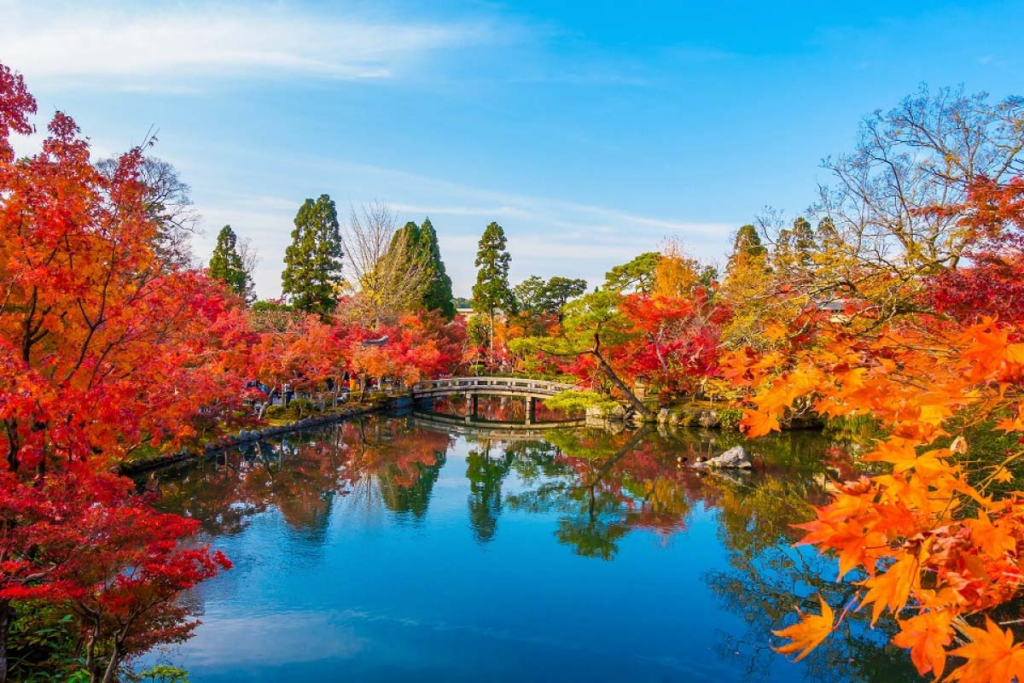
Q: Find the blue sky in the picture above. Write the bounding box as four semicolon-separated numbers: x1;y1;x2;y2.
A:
3;0;1021;298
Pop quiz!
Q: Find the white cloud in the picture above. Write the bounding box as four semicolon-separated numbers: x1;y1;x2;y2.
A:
0;0;492;87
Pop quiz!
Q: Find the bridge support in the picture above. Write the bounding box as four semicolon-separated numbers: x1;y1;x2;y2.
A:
525;397;536;425
465;392;478;422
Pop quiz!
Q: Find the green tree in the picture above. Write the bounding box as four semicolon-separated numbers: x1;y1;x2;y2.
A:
603;252;661;293
418;218;456;319
472;222;513;354
282;194;343;314
773;216;817;273
208;225;252;302
727;224;766;273
511;289;648;416
383;218;455;319
512;276;548;314
515;275;588;321
541;276;588;321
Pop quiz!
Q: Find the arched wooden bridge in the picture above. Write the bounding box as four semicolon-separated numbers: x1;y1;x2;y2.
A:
409;377;576;425
409;377;575;399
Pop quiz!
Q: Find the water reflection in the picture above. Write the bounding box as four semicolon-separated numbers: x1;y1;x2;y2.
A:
431;394;578;423
146;415;920;683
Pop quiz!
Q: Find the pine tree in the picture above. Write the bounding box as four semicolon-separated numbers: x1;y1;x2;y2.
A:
513;275;547;314
472;222;513;354
382;218;454;319
774;217;817;274
282;194;343;314
418;218;456;319
208;225;252;301
541;276;588;321
729;224;766;265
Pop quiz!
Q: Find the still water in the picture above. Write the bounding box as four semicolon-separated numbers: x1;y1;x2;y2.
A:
141;409;920;683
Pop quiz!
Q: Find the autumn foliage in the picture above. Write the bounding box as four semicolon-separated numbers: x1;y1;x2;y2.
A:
725;176;1024;682
5;52;1024;683
0;62;465;682
0;62;257;682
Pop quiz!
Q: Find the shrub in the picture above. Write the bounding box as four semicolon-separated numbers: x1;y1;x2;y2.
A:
288;398;317;418
717;407;743;430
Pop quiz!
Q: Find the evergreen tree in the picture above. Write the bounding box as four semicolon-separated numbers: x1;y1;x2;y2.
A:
513;275;548;314
603;252;661;293
208;225;252;301
282;194;343;314
541;276;588;320
816;216;842;251
774;217;818;273
730;224;766;262
472;222;513;354
790;217;816;255
418;218;456;319
386;218;456;319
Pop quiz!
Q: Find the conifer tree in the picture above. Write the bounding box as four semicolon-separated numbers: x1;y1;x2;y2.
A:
282;194;343;314
418;218;456;319
208;224;252;302
472;222;513;354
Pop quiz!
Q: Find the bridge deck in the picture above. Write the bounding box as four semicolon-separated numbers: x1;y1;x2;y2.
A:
410;376;575;399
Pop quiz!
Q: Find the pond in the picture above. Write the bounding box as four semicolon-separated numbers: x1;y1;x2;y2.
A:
139;411;921;682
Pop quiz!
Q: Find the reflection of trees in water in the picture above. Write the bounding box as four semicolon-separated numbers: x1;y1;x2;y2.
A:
702;453;923;682
505;427;704;559
465;444;516;542
339;417;451;523
152;416;914;680
432;395;572;423
705;543;922;683
501;426;922;681
152;416;454;537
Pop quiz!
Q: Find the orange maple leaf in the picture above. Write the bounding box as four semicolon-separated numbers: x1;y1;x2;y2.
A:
860;552;920;624
772;595;835;662
742;409;781;437
892;611;953;678
947;618;1024;683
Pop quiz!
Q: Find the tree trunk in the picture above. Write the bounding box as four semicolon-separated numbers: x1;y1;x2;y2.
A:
591;351;649;416
489;310;495;360
585;426;651;488
99;643;119;683
0;599;11;683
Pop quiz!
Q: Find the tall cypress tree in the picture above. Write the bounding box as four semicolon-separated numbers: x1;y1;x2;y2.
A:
418;217;456;319
388;217;456;319
472;222;512;354
208;225;251;301
282;194;343;314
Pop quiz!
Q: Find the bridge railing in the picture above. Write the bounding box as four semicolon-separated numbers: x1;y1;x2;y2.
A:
410;376;575;396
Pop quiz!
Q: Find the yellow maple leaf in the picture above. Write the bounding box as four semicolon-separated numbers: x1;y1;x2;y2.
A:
919;403;953;427
1006;343;1024;365
772;595;835;662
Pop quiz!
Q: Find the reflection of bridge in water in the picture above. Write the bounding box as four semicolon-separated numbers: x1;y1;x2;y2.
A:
410;377;576;425
410;411;584;441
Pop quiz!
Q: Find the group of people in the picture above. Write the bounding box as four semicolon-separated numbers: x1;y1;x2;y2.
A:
243;374;405;414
